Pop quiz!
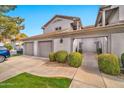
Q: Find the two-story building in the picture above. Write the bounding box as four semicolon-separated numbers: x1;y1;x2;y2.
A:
22;5;124;58
23;15;83;57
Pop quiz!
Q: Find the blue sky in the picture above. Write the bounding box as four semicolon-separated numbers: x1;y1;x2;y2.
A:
7;5;100;36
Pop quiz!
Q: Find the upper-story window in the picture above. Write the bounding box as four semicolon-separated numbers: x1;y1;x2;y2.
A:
55;26;62;31
71;23;77;30
59;27;61;30
55;28;58;31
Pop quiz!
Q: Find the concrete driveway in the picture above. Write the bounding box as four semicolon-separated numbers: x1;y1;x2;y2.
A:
0;55;77;82
0;54;124;88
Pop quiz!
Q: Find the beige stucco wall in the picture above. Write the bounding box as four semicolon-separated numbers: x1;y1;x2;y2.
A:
53;38;72;53
111;32;124;57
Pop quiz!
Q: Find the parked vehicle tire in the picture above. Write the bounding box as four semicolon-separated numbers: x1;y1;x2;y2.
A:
0;55;6;63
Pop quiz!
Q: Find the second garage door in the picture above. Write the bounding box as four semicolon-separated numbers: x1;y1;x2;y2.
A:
38;41;52;57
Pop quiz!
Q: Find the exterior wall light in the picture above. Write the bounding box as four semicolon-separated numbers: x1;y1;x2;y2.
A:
60;38;63;43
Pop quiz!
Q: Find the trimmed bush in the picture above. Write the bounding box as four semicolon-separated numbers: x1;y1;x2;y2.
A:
49;52;56;62
98;54;120;75
68;52;83;68
121;53;124;67
4;43;13;50
55;50;68;63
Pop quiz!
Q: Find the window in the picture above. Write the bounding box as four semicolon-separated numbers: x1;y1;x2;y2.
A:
59;27;61;30
71;23;77;30
55;28;58;31
55;27;62;31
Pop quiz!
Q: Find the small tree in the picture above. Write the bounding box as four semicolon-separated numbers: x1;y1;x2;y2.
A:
0;5;16;14
0;5;25;43
15;33;28;41
0;15;24;42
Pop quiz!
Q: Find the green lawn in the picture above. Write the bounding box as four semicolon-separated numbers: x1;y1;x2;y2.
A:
0;72;72;88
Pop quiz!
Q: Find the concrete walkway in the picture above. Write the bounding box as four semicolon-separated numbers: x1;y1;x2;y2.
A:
70;52;106;88
70;52;124;88
0;55;124;88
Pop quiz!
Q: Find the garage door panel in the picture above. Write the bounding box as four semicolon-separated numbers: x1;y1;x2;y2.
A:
24;42;34;56
38;41;52;57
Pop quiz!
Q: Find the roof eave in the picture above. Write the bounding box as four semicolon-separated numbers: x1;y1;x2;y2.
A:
22;23;124;41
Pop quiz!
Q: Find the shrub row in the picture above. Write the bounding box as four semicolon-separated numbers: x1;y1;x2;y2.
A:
55;51;68;63
98;54;120;75
50;51;121;75
49;50;83;68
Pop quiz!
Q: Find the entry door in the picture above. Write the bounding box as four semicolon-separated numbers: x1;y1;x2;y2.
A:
24;42;34;56
38;41;52;57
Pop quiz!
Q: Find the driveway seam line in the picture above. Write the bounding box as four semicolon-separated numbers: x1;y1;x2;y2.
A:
100;72;107;88
69;67;79;88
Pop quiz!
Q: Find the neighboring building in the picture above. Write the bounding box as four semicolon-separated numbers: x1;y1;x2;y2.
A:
22;6;124;58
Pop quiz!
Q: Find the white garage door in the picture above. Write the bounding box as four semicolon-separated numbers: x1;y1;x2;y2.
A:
24;42;34;56
38;41;52;57
82;38;96;52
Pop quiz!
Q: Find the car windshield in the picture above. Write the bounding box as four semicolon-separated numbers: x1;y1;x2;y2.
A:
0;46;7;50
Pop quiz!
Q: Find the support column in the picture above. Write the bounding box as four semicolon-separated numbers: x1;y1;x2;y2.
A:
34;41;38;56
23;42;26;55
